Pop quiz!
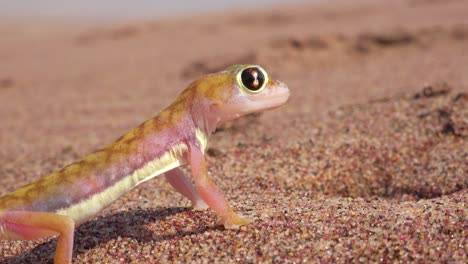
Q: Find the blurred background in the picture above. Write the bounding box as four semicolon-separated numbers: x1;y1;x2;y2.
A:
0;0;467;262
0;0;306;20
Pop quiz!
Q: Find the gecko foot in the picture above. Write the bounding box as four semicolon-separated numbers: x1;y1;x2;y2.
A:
218;213;251;229
191;200;209;211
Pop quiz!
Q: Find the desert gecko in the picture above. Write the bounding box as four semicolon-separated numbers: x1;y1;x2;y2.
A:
0;64;290;263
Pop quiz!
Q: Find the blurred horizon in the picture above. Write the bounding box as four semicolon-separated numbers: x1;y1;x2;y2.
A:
0;0;307;21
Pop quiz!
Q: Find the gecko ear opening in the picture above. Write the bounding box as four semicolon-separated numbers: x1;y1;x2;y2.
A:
209;100;223;108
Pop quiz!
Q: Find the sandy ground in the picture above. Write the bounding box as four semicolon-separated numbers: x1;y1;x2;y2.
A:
0;0;467;263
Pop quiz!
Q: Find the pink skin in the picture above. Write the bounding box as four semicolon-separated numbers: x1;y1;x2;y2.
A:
187;142;250;229
217;80;290;124
2;211;74;263
164;168;208;210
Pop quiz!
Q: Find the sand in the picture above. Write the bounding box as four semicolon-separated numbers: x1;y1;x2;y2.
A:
0;0;466;263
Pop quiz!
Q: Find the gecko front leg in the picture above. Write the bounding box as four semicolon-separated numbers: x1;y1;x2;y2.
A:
187;142;250;229
164;168;209;210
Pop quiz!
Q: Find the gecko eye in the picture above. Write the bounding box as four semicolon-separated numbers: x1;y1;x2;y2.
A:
237;66;268;94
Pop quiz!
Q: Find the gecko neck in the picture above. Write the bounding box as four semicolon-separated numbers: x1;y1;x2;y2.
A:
189;98;223;139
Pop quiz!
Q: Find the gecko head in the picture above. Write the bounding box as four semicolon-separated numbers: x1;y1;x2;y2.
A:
196;64;290;125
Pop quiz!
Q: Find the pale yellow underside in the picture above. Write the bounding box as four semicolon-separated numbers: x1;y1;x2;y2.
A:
195;128;208;153
56;129;208;224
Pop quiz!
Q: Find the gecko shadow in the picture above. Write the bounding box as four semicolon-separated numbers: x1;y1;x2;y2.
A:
1;207;212;264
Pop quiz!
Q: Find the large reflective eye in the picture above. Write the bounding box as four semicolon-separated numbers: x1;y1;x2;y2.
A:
238;66;267;93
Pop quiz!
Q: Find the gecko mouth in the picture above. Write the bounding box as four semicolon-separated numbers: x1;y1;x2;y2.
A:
248;81;290;111
220;81;290;121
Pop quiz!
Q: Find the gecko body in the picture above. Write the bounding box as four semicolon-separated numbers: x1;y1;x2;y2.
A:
0;65;290;263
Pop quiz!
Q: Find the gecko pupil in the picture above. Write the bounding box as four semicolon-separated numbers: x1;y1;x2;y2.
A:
241;67;265;91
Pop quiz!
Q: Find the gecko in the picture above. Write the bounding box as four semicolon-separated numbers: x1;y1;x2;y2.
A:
0;64;290;263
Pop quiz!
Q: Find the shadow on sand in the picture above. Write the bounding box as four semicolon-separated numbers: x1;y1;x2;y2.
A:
1;206;212;263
